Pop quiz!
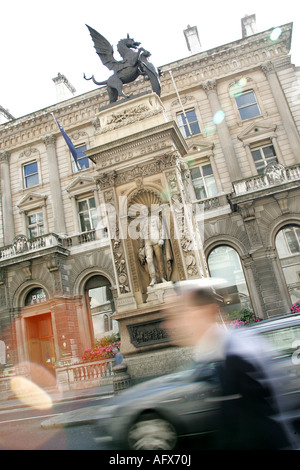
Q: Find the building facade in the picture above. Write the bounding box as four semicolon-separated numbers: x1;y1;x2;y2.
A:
0;17;300;380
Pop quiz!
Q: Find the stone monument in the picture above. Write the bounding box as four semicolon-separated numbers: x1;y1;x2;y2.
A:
84;27;208;381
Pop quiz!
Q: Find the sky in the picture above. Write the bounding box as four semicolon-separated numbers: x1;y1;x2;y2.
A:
1;0;299;119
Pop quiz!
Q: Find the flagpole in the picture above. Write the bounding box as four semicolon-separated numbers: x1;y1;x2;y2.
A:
169;70;193;137
50;112;57;125
50;113;81;171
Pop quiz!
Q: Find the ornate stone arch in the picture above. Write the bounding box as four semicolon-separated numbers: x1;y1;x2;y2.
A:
204;233;249;259
120;185;164;218
12;280;50;310
73;267;115;296
124;186;175;292
74;268;117;343
267;213;300;249
268;213;300;306
204;234;260;315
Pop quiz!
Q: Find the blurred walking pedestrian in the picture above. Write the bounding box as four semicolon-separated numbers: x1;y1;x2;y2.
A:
163;278;294;450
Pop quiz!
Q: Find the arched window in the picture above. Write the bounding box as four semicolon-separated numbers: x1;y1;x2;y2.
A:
207;245;253;318
103;314;110;332
85;275;115;341
25;287;47;306
275;225;300;304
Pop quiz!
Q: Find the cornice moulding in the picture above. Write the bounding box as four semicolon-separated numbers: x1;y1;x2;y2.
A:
86;121;188;164
0;23;293;151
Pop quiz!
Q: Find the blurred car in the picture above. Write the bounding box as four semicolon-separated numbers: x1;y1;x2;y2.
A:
94;361;222;450
94;314;300;450
250;313;300;421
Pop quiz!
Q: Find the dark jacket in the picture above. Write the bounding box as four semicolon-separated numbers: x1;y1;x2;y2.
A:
214;329;293;450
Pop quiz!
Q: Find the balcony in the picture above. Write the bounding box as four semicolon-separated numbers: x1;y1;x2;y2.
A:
64;229;109;254
0;233;65;263
232;163;300;198
192;193;232;220
0;229;109;263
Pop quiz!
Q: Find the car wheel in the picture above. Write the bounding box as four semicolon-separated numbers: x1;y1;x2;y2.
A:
127;413;178;450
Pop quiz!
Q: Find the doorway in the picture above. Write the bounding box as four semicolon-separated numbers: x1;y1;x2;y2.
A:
26;313;56;377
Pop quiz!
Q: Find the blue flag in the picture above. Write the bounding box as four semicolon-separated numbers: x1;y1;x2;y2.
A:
53;116;81;170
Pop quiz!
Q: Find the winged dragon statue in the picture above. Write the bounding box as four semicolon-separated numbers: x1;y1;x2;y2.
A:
84;25;161;103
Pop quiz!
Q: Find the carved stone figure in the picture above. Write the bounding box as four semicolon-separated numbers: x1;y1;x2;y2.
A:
84;25;161;103
264;161;286;184
138;213;173;287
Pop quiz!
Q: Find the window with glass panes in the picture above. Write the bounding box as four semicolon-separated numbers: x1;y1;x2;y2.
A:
251;144;277;174
27;211;44;238
177;109;201;138
23;162;39;188
72;145;89;172
284;226;300;255
190;163;218;200
235;91;261;120
78;196;98;232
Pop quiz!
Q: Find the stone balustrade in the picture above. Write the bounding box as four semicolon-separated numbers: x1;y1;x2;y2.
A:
55;358;115;391
0;229;109;261
233;163;300;196
0;233;63;261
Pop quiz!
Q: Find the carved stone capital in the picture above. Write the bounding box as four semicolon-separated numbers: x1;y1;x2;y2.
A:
239;202;256;221
91;117;100;131
274;192;289;214
201;79;217;95
41;134;56;147
0;151;11;164
261;61;276;77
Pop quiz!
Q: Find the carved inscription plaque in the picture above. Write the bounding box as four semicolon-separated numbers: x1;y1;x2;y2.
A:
127;319;170;348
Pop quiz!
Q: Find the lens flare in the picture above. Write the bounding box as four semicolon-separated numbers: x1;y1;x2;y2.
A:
238;77;248;87
203;123;216;137
10;376;53;410
229;83;241;98
160;187;173;202
270;27;282;41
229;77;247;99
213;110;225;125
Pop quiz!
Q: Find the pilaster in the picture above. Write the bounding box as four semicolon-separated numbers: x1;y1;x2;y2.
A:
0;151;15;245
261;61;300;163
41;135;66;235
202;80;242;181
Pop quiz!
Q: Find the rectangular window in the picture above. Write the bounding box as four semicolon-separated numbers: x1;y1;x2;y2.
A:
235;91;261;120
177;109;201;138
78;196;98;232
72;145;89;172
251;144;277;174
190;163;218;200
24;162;39;188
27;211;44;238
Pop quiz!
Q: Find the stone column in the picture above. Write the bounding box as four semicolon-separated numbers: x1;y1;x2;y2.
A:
0;151;15;245
100;184;137;313
42;135;66;235
241;254;265;318
202;80;242;181
261;61;300;163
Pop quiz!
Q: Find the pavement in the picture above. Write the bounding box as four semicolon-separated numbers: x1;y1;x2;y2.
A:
0;383;115;429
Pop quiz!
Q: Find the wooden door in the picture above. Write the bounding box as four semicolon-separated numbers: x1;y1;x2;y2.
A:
27;313;56;376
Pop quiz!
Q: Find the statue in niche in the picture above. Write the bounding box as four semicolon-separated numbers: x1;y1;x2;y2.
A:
84;25;161;103
137;211;173;287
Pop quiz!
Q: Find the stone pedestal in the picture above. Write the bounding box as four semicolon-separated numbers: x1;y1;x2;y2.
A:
146;281;174;305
